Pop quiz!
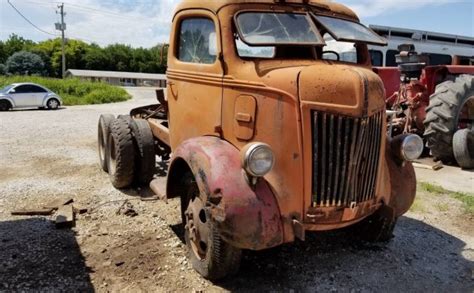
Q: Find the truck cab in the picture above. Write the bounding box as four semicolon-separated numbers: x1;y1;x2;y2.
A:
99;0;425;280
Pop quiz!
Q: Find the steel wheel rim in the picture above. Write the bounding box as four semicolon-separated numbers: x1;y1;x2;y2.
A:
185;195;210;260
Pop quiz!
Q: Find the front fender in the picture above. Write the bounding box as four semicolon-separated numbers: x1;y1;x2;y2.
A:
42;94;61;107
384;137;417;217
0;96;16;107
167;136;284;250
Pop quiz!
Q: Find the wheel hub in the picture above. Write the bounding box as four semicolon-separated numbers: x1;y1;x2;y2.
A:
185;196;210;260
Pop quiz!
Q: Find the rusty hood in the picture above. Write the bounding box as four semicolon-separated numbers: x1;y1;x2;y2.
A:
298;63;386;117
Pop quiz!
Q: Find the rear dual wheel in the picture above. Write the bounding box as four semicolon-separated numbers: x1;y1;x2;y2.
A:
98;114;156;188
106;116;136;189
98;114;115;172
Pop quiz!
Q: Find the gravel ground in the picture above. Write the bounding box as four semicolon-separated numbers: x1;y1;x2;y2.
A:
0;87;473;292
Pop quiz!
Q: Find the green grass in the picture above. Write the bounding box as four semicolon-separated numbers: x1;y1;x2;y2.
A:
0;75;131;106
418;182;474;215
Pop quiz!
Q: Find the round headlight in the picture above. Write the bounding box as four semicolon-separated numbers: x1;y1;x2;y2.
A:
241;143;275;177
401;134;424;161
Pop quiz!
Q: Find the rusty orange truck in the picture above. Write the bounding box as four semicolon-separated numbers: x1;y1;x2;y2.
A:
97;0;424;280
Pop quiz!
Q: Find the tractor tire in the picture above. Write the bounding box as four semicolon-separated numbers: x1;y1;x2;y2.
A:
106;117;136;189
98;114;115;172
130;119;156;185
453;129;474;169
424;74;474;163
182;176;241;280
352;206;397;243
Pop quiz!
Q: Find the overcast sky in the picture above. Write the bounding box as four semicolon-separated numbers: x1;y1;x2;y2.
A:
1;0;472;48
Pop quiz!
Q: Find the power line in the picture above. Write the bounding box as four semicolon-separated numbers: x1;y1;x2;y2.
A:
6;0;58;36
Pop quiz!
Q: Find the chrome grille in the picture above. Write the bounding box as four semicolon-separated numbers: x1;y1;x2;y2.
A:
312;111;383;207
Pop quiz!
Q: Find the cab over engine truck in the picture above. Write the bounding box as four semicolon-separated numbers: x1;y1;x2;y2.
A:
97;0;425;280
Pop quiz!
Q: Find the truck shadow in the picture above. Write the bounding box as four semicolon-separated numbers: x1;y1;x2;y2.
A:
0;218;94;292
216;216;473;291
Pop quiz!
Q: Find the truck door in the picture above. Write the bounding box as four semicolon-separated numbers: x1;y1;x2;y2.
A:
166;10;223;149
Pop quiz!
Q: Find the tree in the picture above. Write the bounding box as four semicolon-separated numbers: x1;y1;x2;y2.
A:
4;34;34;57
5;51;45;75
0;64;6;75
84;44;108;70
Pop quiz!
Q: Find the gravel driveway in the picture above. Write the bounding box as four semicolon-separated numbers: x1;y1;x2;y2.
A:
0;87;472;292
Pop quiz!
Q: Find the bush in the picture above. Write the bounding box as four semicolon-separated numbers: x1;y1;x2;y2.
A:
5;51;45;75
0;64;5;75
0;76;131;106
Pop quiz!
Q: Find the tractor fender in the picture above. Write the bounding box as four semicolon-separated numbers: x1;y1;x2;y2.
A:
167;136;284;250
384;137;417;217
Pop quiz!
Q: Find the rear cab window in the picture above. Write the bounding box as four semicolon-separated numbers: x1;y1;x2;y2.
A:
178;18;217;64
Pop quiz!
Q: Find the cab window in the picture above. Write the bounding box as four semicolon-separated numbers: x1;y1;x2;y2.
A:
178;18;217;64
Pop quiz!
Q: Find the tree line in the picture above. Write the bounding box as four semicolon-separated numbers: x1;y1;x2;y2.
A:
0;34;167;77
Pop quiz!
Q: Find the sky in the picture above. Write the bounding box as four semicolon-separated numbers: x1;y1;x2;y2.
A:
0;0;473;48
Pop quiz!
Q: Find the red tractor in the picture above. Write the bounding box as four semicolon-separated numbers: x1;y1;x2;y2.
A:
375;44;474;169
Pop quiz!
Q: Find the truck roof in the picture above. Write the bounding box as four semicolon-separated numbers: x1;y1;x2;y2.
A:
174;0;358;21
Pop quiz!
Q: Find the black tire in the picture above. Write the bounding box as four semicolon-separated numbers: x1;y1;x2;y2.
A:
0;100;12;111
46;98;60;110
98;114;115;172
352;206;397;243
130;119;156;185
182;177;241;280
424;74;474;163
453;129;474;169
106;117;136;189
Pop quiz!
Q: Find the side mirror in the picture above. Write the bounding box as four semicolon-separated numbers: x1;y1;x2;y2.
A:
9;89;15;93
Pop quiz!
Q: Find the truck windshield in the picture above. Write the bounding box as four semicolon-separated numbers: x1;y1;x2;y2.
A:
313;15;387;46
236;12;324;45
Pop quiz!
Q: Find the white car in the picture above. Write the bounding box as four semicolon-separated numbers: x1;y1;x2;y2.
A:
0;83;62;111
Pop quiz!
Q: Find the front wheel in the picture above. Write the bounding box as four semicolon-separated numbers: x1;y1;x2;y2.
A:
46;98;60;110
182;177;241;280
0;100;12;111
352;206;397;243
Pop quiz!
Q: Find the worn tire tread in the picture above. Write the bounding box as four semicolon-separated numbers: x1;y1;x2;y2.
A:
108;117;135;189
423;74;474;163
130;119;156;185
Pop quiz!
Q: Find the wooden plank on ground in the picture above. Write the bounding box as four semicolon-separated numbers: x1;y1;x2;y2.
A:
11;208;54;216
55;205;75;228
43;197;74;210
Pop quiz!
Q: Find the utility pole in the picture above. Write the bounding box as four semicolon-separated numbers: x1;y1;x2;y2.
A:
55;3;66;78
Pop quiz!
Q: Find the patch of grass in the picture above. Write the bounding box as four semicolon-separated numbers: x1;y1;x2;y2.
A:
435;202;449;213
410;197;427;213
419;182;445;195
0;75;131;106
452;192;474;215
418;182;474;215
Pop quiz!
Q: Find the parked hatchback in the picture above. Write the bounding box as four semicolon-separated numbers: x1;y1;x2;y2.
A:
0;83;62;111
